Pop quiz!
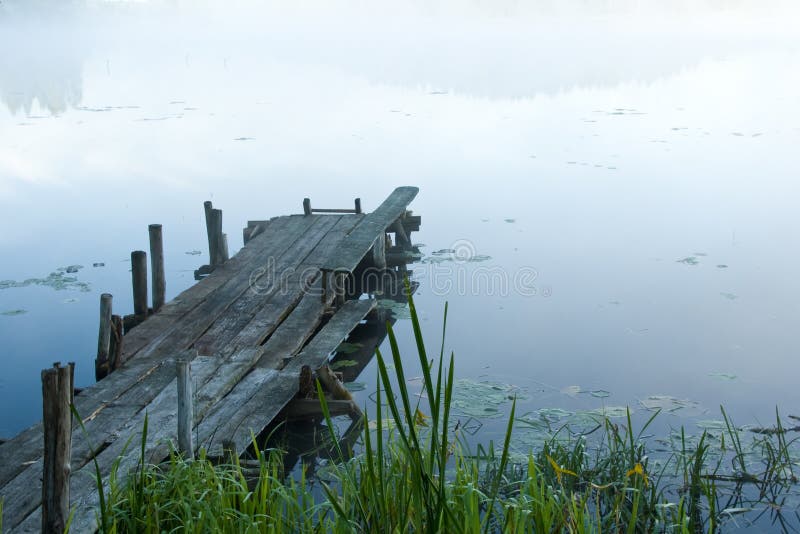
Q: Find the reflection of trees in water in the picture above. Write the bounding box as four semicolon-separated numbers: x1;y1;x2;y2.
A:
0;51;83;116
0;3;84;115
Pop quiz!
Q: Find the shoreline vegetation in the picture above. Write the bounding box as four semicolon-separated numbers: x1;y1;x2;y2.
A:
27;290;797;533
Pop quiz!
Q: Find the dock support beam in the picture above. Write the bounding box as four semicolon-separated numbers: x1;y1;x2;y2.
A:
149;224;166;313
303;198;311;216
176;359;194;458
41;363;73;534
95;293;113;380
371;234;386;269
131;250;148;317
204;201;228;267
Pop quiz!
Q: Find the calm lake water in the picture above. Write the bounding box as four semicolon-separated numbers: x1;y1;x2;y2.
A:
1;0;799;470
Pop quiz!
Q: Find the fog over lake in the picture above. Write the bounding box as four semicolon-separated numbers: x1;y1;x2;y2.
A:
1;0;799;448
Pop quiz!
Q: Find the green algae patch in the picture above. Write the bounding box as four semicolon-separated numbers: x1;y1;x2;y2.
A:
0;270;90;292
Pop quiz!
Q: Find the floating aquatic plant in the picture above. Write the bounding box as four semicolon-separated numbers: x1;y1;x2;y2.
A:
0;270;90;292
1;309;27;316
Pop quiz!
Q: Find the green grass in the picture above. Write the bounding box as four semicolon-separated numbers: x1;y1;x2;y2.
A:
80;287;799;533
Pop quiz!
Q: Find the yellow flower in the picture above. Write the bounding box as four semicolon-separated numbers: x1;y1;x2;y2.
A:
626;462;649;487
414;408;429;427
546;454;577;483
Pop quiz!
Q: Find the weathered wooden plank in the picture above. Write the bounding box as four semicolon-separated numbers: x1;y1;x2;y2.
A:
320;186;418;273
127;216;312;357
282;299;377;373
254;284;331;370
244;218;278;245
118;215;302;361
0;350;194;530
0;351;180;492
225;215;364;353
0;423;42;489
193;215;340;356
200;371;295;458
12;348;266;533
202;300;375;456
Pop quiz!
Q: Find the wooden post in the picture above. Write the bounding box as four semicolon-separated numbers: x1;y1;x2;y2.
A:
203;200;214;264
68;362;75;403
41;363;72;533
131;250;148;317
149;224;166;312
109;314;123;371
354;198;362;214
176;359;194;458
95;293;113;380
321;271;329;304
391;220;411;248
334;273;346;307
220;232;229;263
206;208;224;266
303;198;311;216
371;234;386;269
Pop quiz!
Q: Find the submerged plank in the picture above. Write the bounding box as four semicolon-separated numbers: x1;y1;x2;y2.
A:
282;299;377;373
202;299;376;456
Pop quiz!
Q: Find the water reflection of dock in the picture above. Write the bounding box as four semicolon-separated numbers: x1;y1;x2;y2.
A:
0;187;421;532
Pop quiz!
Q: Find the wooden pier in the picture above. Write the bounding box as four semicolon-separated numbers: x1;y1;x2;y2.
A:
0;187;421;532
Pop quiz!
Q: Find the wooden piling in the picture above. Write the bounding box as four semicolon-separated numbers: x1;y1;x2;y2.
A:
354;198;362;214
206;208;226;266
334;273;347;307
204;200;214;263
176;359;194;458
95;293;113;380
371;234;386;269
109;314;123;371
391;220;411;248
220;232;229;263
303;198;311;216
149;224;166;312
131;250;148;317
41;363;72;533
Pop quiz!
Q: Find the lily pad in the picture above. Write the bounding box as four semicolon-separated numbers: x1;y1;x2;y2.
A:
677;256;699;266
696;420;727;431
533;407;573;422
1;309;28;316
336;342;363;354
329;359;358;370
377;299;411;320
560;385;582;397
344;381;366;392
62;298;80;304
504;218;516;223
716;264;728;269
590;390;611;399
452;378;527;419
185;250;202;255
709;372;737;381
586;406;630;418
0;271;90;292
467;254;492;263
640;395;701;414
720;292;738;300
